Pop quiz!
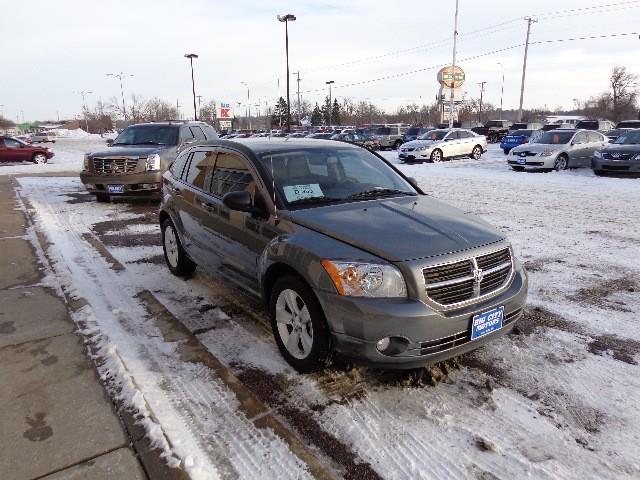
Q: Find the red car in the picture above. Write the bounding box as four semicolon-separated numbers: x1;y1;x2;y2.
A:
0;136;54;164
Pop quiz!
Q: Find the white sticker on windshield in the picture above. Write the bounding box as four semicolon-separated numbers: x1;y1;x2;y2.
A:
283;184;324;202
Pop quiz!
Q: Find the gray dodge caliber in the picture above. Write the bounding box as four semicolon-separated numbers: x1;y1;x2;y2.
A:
160;138;527;372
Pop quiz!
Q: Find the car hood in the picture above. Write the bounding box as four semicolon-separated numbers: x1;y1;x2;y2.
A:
87;145;171;158
512;143;563;153
288;196;504;262
401;139;440;149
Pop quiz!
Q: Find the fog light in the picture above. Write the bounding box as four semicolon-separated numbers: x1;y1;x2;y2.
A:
376;337;391;352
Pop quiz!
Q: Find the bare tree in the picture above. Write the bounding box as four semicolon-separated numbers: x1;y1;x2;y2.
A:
610;66;638;120
144;97;178;122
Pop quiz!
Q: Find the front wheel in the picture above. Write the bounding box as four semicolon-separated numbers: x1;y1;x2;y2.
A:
503;149;510;155
32;153;48;164
393;140;403;150
593;170;607;177
162;218;196;277
471;145;483;160
430;149;443;163
554;154;568;171
270;276;330;372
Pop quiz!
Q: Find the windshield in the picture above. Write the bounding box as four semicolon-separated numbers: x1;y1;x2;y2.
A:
616;121;640;129
418;130;447;141
576;121;598;130
534;131;574;144
258;147;416;208
510;130;533;136
405;128;420;136
113;125;179;146
613;130;640;144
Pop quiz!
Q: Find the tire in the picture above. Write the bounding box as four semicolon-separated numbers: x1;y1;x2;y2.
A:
430;149;443;163
161;218;196;277
593;170;607;177
503;149;510;155
470;145;483;160
269;275;331;372
32;153;48;164
489;133;498;143
511;166;525;172
554;154;568;171
95;193;110;203
393;139;403;150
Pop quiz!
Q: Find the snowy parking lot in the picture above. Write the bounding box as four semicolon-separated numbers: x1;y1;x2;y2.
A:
10;140;640;479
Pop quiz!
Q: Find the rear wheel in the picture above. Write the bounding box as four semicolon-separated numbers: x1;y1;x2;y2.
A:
554;154;568;171
511;166;525;172
270;276;331;372
593;170;607;177
32;153;47;164
393;139;403;150
430;149;443;163
162;218;196;277
471;145;483;160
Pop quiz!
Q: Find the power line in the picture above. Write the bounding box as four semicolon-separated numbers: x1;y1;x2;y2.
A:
534;0;640;19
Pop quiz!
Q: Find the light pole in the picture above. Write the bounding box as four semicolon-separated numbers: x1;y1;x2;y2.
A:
477;82;486;124
325;80;334;126
518;17;537;122
277;14;296;132
106;72;133;121
448;0;460;128
74;90;93;132
240;82;251;129
184;53;199;121
497;62;505;120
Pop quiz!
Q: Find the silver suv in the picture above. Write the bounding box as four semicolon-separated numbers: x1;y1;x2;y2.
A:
373;125;409;150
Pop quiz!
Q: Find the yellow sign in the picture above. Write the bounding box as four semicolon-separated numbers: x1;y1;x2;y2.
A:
437;66;465;88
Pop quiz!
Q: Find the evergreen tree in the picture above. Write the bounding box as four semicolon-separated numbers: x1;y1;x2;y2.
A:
331;99;341;125
311;103;323;126
271;97;288;127
321;96;331;125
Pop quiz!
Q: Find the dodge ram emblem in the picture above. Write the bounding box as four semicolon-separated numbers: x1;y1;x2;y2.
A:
473;268;484;283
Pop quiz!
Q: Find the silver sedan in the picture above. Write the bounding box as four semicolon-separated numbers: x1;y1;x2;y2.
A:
398;129;487;163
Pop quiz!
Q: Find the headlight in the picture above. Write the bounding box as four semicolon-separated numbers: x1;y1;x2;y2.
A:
83;154;89;170
146;154;161;171
540;149;555;157
321;260;407;298
632;153;640;161
417;146;429;151
594;150;602;158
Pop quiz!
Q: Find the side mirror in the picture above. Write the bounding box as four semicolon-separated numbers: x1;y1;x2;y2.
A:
106;138;114;146
222;191;264;216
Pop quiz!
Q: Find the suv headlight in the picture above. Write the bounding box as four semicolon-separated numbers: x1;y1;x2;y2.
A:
594;150;602;158
146;153;161;171
321;260;407;298
83;154;89;170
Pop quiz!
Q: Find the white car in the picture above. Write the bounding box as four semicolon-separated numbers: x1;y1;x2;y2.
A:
398;128;487;163
30;131;57;143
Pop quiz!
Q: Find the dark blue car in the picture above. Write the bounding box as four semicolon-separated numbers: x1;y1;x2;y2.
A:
500;129;543;154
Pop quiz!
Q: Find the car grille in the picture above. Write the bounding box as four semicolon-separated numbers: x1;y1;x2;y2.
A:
423;247;513;307
401;147;415;152
516;151;538;157
419;307;522;355
602;152;633;160
92;157;139;174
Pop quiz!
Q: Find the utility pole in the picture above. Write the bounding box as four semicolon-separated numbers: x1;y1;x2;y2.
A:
106;72;134;121
477;81;486;123
176;99;182;120
294;71;302;125
326;80;334;126
497;62;505;120
448;0;460;129
241;82;251;129
518;16;537;122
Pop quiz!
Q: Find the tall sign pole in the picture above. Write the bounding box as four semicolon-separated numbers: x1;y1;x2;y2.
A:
478;81;486;123
448;0;460;128
517;17;537;122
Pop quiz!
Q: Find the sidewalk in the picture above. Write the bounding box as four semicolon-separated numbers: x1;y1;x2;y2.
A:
0;176;146;480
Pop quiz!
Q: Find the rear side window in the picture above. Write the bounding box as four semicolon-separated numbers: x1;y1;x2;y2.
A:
180;127;195;142
588;132;603;143
190;126;206;141
170;150;191;179
210;152;254;197
184;151;217;190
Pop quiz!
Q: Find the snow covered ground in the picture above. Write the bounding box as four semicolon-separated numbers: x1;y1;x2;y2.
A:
11;145;640;479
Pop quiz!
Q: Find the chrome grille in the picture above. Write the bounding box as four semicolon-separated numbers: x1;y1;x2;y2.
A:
423;247;513;307
92;157;139;174
602;152;632;161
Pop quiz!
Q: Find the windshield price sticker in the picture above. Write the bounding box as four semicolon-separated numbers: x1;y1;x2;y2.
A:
283;184;324;202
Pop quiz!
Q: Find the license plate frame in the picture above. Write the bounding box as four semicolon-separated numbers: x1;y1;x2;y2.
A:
471;306;504;340
107;185;125;194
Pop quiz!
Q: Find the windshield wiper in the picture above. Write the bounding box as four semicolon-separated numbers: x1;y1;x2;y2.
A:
348;188;415;199
287;196;343;206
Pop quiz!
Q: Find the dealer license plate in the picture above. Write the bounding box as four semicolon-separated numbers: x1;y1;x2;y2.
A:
517;157;526;165
107;185;125;194
471;306;504;340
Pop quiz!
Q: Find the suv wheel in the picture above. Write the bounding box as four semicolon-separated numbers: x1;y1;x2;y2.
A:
95;193;110;203
270;276;330;372
471;145;483;160
430;149;443;163
393;139;403;150
32;153;48;164
162;218;196;277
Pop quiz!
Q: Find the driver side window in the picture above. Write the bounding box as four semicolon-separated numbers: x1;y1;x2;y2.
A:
4;139;21;148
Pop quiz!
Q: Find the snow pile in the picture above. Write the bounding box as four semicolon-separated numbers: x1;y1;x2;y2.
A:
52;128;92;138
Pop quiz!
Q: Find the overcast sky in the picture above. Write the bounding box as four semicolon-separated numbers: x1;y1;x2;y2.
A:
1;0;639;122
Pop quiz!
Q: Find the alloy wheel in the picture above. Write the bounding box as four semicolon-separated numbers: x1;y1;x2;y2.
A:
554;155;568;171
163;225;179;268
275;289;314;360
33;154;47;164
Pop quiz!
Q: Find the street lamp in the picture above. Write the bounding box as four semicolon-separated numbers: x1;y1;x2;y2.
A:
241;82;251;129
497;62;505;120
325;80;334;126
184;53;199;121
277;13;296;132
73;90;93;132
106;72;134;121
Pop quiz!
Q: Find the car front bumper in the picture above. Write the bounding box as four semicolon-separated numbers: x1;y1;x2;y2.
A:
79;170;163;196
315;268;528;369
591;157;640;174
507;155;554;169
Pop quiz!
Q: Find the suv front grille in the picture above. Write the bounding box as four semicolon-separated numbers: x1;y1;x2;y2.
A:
602;152;632;161
423;247;513;307
93;157;139;174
